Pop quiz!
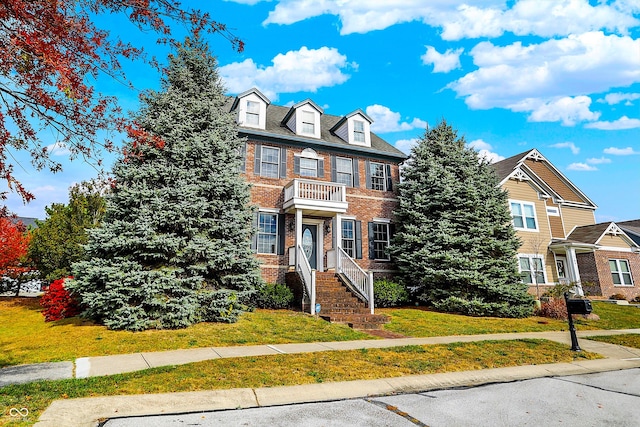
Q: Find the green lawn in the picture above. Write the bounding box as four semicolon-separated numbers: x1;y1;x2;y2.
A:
587;333;640;349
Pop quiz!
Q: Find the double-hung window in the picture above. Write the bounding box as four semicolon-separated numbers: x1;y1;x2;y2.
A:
301;111;315;135
610;259;633;285
261;146;280;178
353;120;365;143
299;157;318;177
257;213;278;254
246;101;260;126
369;162;386;191
510;201;538;231
342;220;356;258
518;255;545;284
372;222;390;260
336;157;353;186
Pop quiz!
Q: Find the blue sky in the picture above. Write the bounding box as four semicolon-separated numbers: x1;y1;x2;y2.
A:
5;0;640;222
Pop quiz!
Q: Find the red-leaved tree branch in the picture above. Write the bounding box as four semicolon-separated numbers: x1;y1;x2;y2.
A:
0;0;243;201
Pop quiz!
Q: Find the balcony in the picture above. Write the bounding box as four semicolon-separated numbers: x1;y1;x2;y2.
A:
283;179;348;215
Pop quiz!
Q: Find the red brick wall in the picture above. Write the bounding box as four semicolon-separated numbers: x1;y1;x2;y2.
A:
578;250;640;300
244;139;402;284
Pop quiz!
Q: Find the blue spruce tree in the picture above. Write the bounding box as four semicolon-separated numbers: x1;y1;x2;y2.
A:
390;120;533;318
69;37;262;330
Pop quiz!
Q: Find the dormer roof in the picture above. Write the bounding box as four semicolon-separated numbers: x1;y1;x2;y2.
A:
230;87;270;111
281;99;324;126
330;109;373;132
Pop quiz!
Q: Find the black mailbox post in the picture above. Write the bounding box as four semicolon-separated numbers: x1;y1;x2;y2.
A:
564;292;593;351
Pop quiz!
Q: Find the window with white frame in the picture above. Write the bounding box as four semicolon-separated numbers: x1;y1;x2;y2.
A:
510;201;538;231
257;213;278;254
301;111;315;135
245;100;260;126
372;222;390;260
336;157;353;186
369;162;386;191
299;157;318;177
342;220;355;257
518;255;545;284
261;146;280;178
353;120;365;143
609;259;633;285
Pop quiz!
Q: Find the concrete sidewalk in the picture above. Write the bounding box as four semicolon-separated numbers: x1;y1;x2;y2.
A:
1;328;638;426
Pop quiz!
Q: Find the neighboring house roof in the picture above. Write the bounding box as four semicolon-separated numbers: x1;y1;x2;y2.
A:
564;222;638;248
12;217;39;229
618;220;640;246
492;148;597;209
227;95;407;161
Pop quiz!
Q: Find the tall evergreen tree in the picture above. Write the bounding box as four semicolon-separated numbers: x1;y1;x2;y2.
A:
390;120;533;318
69;37;261;330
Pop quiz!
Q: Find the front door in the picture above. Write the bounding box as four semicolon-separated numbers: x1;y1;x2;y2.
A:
556;257;567;282
302;224;318;270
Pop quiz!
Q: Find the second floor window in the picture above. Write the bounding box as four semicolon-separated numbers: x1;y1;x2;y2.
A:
246;101;260;126
369;162;386;191
261;146;280;178
299;157;318;177
353;120;365;143
510;201;537;231
336;157;353;186
302;111;315;134
610;259;633;285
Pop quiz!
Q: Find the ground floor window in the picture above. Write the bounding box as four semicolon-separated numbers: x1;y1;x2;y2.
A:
518;255;545;284
609;259;633;285
342;220;355;257
371;222;390;261
257;212;278;254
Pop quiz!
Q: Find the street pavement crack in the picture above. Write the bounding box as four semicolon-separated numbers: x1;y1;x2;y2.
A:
365;398;429;426
553;377;640;398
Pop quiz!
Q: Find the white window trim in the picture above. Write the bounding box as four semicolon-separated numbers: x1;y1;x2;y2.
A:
369;161;387;191
518;254;547;285
509;199;539;232
296;107;321;138
341;219;356;258
347;115;371;147
609;259;634;286
238;94;266;129
260;146;280;179
335;156;354;187
257;211;278;255
372;221;390;261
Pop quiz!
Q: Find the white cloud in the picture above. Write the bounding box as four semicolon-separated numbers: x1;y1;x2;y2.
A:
450;32;640;116
549;142;580;154
467;139;505;163
603;146;640;155
262;1;639;38
584;116;640;130
45;142;71;156
394;138;419;154
511;96;600;126
586;157;611;164
421;46;463;73
567;162;597;171
598;92;640;105
219;46;355;99
365;105;427;133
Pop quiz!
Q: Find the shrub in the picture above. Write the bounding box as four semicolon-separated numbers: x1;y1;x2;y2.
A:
40;277;80;322
534;298;567;320
374;279;409;308
254;283;294;309
542;282;577;299
433;296;533;318
610;293;627;301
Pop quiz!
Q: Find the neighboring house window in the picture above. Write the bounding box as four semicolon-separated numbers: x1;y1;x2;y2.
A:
353;120;365;143
246;100;260;126
261;146;280;178
257;213;278;254
369;162;386;191
371;222;390;261
518;255;545;284
299;157;318;177
342;220;355;257
610;259;633;285
302;111;315;134
510;201;538;231
336;157;353;186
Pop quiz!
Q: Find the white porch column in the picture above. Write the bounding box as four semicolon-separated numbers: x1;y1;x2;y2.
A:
566;247;584;296
335;214;342;270
295;209;302;251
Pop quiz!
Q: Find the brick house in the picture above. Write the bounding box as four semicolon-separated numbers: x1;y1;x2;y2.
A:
229;88;406;322
493;149;640;300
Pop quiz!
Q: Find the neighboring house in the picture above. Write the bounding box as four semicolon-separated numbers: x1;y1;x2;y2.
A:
493;149;640;299
229;88;406;323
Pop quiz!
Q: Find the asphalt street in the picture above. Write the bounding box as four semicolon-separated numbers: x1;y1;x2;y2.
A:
103;368;640;427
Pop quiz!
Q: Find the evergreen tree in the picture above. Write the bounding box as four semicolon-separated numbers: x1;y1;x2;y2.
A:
69;37;261;330
390;120;533;318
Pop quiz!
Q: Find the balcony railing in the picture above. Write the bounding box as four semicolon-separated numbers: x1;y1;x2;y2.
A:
283;179;347;214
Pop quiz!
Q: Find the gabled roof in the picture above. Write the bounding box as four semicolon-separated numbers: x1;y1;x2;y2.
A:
228;95;406;160
618;220;640;246
230;87;270;111
281;99;324;125
329;109;373;132
565;222;638;248
492;149;597;209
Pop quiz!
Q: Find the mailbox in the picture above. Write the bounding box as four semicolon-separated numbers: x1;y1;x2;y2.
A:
566;298;593;315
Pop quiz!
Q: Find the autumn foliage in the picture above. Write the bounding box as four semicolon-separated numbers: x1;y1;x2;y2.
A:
0;0;243;201
0;215;34;295
40;277;80;322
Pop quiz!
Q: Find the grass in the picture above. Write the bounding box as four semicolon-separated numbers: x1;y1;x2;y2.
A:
586;334;640;349
0;339;600;426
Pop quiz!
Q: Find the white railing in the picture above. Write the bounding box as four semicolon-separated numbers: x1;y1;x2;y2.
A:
284;179;346;203
296;244;316;315
337;247;374;314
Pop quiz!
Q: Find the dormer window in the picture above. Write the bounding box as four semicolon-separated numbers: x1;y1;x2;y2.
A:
246;101;260;126
282;100;323;139
353;120;365;143
302;111;316;135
